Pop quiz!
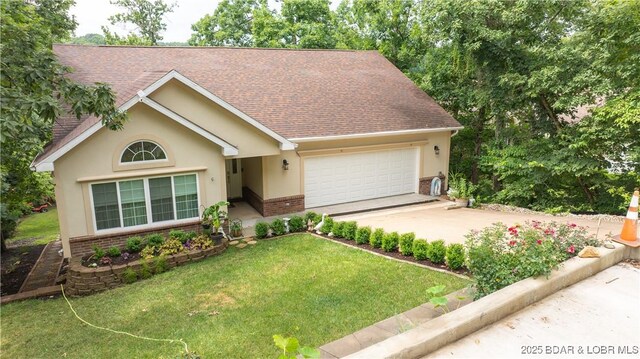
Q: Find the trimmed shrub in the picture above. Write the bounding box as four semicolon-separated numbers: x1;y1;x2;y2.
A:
413;239;429;260
370;228;384;248
332;221;345;238
145;233;165;248
122;268;138;284
399;233;416;256
169;229;187;244
184;231;198;241
270;218;286;236
343;221;358;240
446;243;466;270
320;217;334;234
427;240;447;264
159;238;185;256
92;245;105;260
355;226;372;245
288;215;305;232
107;246;121;258
304;211;321;226
381;232;400;252
255;222;269;239
125;236;143;253
154;256;169;274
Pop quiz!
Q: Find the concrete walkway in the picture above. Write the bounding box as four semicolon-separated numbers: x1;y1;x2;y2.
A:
229;194;437;230
19;240;63;293
428;263;640;358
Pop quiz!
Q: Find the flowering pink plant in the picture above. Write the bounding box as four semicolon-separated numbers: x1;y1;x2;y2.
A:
465;221;600;298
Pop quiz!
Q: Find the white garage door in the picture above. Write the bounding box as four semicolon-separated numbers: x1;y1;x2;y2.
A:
304;148;419;208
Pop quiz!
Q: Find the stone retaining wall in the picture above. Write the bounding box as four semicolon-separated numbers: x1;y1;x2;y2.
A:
64;240;228;296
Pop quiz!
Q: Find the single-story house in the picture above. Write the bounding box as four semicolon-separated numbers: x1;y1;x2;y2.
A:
32;45;462;258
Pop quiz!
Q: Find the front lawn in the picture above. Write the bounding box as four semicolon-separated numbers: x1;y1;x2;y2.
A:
9;208;60;245
0;234;468;358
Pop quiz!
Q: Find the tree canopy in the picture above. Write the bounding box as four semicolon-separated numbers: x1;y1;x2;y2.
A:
102;0;176;45
0;0;126;250
189;0;638;213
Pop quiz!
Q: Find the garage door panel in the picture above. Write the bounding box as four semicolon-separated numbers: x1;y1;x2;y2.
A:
304;148;418;208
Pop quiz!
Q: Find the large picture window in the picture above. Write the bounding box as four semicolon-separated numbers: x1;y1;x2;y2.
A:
90;174;199;231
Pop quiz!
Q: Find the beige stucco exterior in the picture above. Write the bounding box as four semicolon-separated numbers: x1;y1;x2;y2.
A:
149;79;281;158
53;104;227;257
49;78;456;257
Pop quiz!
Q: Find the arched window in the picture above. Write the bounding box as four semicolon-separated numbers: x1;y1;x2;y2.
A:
120;141;167;163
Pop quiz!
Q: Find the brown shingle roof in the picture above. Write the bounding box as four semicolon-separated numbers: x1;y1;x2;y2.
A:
37;45;460;163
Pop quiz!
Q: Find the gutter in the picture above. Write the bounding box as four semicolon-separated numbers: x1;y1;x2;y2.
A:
289;126;464;143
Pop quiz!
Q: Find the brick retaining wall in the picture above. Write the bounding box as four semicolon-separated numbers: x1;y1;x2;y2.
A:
64;240;228;296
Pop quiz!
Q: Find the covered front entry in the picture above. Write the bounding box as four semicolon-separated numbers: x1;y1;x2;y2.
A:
303;147;419;208
225;158;242;199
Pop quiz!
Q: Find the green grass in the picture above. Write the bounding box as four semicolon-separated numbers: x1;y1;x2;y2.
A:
9;208;59;245
0;235;469;358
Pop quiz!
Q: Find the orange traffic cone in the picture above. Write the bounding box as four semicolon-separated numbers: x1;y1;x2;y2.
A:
613;190;639;246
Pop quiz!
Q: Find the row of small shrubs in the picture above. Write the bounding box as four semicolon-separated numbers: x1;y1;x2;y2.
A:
313;214;466;271
254;213;309;239
251;212;466;272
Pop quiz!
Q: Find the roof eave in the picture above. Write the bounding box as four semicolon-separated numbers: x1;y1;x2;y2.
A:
288;126;464;143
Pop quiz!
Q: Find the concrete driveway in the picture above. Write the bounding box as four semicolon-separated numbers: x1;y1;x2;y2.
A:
428;262;640;358
335;201;622;244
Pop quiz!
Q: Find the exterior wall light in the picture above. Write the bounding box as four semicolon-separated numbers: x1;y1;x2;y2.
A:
282;159;289;170
434;145;440;155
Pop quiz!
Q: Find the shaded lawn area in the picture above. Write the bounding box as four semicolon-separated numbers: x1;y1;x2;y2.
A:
9;208;59;245
0;235;469;358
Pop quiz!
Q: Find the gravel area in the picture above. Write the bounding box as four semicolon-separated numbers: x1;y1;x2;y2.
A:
480;203;626;223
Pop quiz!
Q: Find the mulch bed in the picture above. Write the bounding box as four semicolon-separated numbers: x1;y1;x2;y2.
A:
317;234;470;276
82;252;143;267
1;244;46;296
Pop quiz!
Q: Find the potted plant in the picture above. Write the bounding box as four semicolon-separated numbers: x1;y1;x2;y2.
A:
202;201;230;243
447;173;475;207
229;218;243;238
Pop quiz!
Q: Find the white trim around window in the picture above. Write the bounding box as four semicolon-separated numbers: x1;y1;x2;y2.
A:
89;172;201;234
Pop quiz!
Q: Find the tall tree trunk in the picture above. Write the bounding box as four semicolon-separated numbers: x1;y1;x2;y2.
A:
539;94;563;132
471;107;486;185
577;177;595;206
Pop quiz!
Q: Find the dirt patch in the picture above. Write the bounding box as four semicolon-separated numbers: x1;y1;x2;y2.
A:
81;252;142;267
1;244;46;296
321;235;470;276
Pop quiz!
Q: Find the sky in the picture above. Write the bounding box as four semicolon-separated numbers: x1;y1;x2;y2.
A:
70;0;222;43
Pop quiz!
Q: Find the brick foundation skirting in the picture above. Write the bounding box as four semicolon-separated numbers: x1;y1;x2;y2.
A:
242;186;264;215
419;175;446;196
69;220;202;257
242;186;305;217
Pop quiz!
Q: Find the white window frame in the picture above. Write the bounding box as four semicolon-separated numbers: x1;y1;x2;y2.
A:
119;140;169;165
89;173;200;234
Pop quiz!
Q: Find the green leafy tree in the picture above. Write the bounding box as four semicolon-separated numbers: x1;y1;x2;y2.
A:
190;0;337;49
102;0;176;45
189;0;260;46
0;0;126;251
335;0;426;71
67;33;106;45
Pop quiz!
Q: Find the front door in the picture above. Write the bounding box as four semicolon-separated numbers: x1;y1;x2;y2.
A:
226;159;243;199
